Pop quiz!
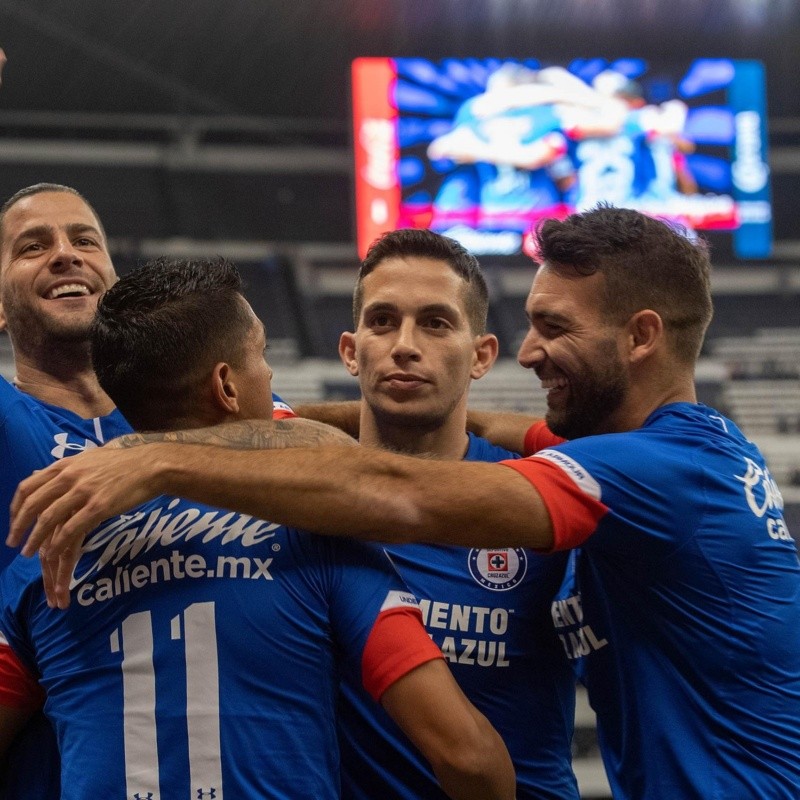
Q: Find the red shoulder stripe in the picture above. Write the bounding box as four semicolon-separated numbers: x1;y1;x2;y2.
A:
361;607;443;701
501;453;608;550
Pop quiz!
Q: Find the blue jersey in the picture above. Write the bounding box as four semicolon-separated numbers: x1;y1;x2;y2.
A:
0;494;434;800
506;403;800;799
0;382;290;568
0;375;131;572
0;375;130;800
339;433;579;800
0;380;293;799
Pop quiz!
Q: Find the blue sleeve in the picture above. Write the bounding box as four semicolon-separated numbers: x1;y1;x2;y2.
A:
0;559;42;676
323;537;416;680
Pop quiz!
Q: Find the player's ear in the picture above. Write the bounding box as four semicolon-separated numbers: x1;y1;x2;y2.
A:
626;309;663;364
471;333;499;380
210;362;240;413
339;331;359;376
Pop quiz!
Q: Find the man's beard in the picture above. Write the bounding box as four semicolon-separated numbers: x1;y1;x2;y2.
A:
373;402;452;434
2;298;92;353
546;340;627;440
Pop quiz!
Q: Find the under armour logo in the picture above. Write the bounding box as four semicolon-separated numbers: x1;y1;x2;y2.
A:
196;789;217;799
50;432;98;460
133;793;154;800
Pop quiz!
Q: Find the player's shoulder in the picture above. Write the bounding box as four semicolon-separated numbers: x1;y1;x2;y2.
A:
531;404;756;491
635;402;758;466
525;406;695;483
0;381;72;432
0;374;30;418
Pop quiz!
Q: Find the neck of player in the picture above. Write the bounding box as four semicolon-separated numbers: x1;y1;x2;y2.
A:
12;348;115;418
359;405;471;461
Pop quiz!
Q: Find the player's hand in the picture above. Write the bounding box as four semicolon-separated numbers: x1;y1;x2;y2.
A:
7;447;164;608
0;49;7;87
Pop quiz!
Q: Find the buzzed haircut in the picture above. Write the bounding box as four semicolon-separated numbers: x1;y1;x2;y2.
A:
531;205;713;363
91;256;254;432
0;183;107;246
354;228;490;335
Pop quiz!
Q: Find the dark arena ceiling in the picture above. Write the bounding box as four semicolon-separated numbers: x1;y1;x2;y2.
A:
1;0;799;253
1;0;799;120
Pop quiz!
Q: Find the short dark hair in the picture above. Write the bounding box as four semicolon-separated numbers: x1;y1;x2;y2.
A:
91;257;254;431
0;183;107;246
354;228;490;334
531;205;713;363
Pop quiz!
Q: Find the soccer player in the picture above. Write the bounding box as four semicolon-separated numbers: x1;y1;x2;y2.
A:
329;229;578;799
12;207;800;799
0;183;296;797
0;257;515;800
0;183;127;799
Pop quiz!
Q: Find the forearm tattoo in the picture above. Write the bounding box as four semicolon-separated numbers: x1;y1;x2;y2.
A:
113;419;357;451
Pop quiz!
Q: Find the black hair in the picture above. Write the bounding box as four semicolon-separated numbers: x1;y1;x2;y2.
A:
531;205;713;363
354;228;489;334
91;257;254;431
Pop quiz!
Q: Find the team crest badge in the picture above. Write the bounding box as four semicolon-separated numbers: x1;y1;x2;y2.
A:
468;548;527;591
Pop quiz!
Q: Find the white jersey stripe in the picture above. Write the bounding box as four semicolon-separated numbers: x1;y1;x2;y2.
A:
119;611;160;800
184;602;224;799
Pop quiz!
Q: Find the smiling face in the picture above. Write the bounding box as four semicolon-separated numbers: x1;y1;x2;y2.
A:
0;191;116;354
517;263;629;439
342;255;495;434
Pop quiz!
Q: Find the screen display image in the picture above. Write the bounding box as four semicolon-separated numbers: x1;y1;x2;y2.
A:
352;57;771;260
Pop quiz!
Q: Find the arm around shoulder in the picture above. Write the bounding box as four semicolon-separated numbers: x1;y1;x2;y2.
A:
466;409;541;455
8;441;554;610
292;401;362;439
109;416;357;450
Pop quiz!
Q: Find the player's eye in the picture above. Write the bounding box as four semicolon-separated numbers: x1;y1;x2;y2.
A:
541;322;564;337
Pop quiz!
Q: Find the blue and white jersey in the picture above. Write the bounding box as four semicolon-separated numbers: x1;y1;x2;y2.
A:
0;380;308;800
339;433;579;800
0;494;435;800
0;375;130;572
506;403;800;799
0;375;130;800
0;382;292;570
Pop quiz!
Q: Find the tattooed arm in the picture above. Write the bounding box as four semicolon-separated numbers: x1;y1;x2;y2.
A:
292;401;362;439
9;417;356;608
109;417;357;450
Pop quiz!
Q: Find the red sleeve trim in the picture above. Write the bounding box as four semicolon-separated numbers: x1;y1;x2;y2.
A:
0;642;44;712
523;420;567;456
361;607;443;702
500;454;608;551
271;407;296;420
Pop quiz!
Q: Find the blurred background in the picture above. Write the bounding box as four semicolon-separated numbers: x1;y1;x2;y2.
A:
1;2;798;795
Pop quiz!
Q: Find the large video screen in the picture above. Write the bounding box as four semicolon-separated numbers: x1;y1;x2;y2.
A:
352;57;771;260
